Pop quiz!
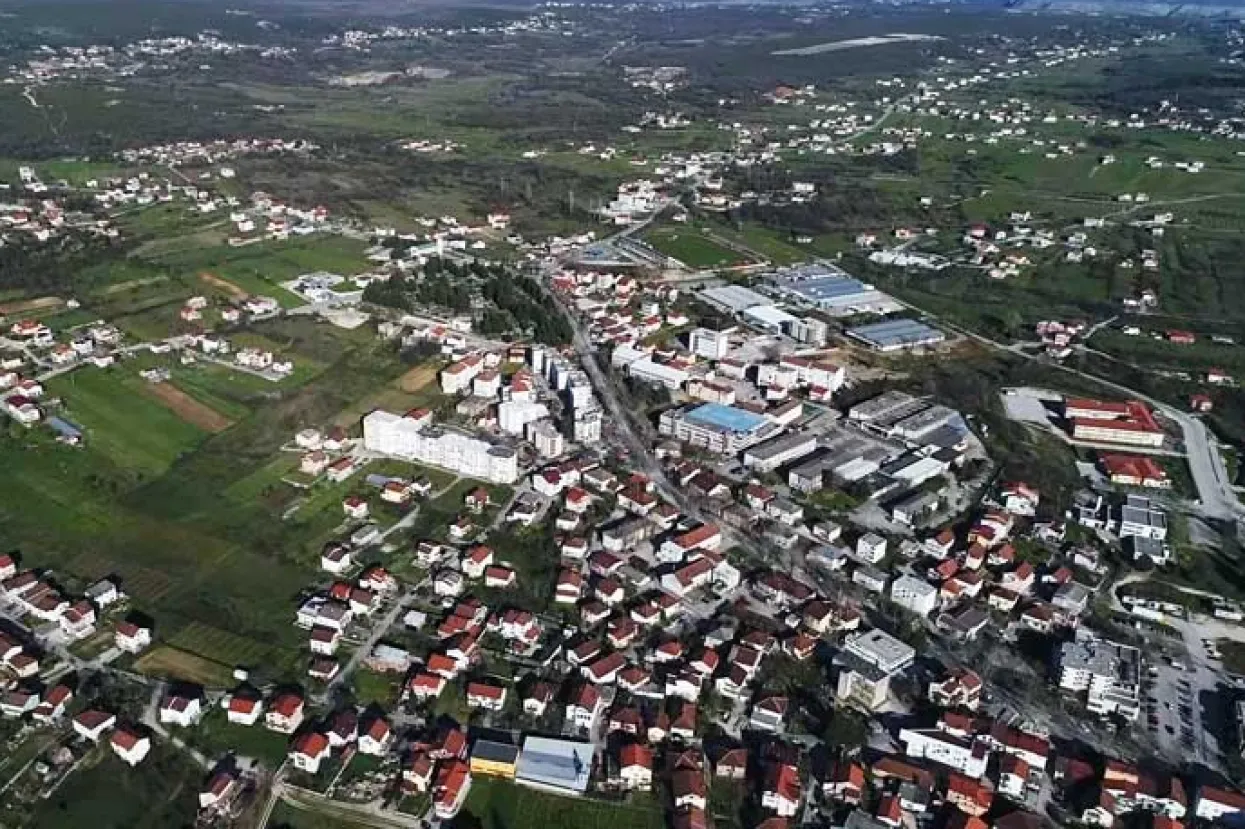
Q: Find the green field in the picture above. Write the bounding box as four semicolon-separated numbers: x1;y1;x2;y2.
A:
0;334;416;685
27;745;201;829
269;800;377;829
185;708;293;768
452;778;665;829
46;366;209;477
643;225;751;268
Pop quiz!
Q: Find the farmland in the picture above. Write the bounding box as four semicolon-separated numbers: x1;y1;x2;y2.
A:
45;366;209;477
452;778;665;829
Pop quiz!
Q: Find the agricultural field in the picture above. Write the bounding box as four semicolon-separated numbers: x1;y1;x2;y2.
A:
452;778;665;829
45;366;211;477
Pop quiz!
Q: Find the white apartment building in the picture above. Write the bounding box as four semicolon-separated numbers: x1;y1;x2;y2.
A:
889;575;938;617
689;327;732;360
1057;630;1141;720
898;728;991;779
363;410;519;483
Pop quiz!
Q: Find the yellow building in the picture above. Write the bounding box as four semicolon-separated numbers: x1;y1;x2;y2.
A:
470;740;520;779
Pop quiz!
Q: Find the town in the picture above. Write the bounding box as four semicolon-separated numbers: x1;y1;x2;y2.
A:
1;3;1245;829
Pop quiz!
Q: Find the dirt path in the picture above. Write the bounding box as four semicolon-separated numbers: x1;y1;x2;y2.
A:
0;296;64;316
144;382;235;433
199;271;249;301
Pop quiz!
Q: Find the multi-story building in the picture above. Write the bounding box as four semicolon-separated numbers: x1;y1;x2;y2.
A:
835;629;916;712
890;575;939;617
659;403;782;455
743;432;819;473
363;410;519;484
689;327;733;360
1057;630;1141;720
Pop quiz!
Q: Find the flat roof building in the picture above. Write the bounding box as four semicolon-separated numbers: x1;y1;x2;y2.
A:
698;285;770;313
767;263;903;317
515;735;595;795
659;403;782;454
843;628;916;675
743;431;820;473
363;410;519;483
847;319;946;352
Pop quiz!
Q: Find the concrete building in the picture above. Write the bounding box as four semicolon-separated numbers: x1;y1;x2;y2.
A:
835;629;916;711
890;575;938;616
743;432;819;473
1057;630;1141;720
363;410;519;483
898;728;990;779
515;735;595;795
659;403;782;454
689;327;733;360
1117;495;1167;541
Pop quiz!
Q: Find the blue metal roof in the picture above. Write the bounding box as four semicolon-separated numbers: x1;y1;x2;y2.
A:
683;403;768;434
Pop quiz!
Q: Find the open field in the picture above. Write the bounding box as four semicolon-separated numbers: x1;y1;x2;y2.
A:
453;778;664;829
46;367;209;477
199;270;250;300
0;296;64;316
397;362;439;393
144;380;235;433
643;225;751;269
133;644;239;688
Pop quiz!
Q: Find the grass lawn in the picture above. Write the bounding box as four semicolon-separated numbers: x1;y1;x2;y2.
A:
269;800;376;829
46;366;208;477
351;668;404;707
28;744;201;829
185;708;293;768
643;226;749;268
453;778;665;829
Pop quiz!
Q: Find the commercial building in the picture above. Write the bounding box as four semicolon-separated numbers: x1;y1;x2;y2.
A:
363;410;519;484
847;319;946;352
470;740;521;779
689;327;733;360
515;735;595;795
1065;398;1165;449
767;263;902;316
697;285;770;314
659;403;782;454
612;345;689;390
743;431;819;473
1057;630;1141;720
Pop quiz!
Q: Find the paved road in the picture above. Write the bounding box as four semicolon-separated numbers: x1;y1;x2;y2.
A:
318;582;424;704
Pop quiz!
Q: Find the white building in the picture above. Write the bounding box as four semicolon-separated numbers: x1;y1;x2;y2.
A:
363;410;519;484
898;728;990;779
689;327;733;360
890;575;938;617
498;401;550;435
1057;630;1141;720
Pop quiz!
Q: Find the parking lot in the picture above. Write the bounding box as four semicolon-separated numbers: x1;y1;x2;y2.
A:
1139;614;1239;769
